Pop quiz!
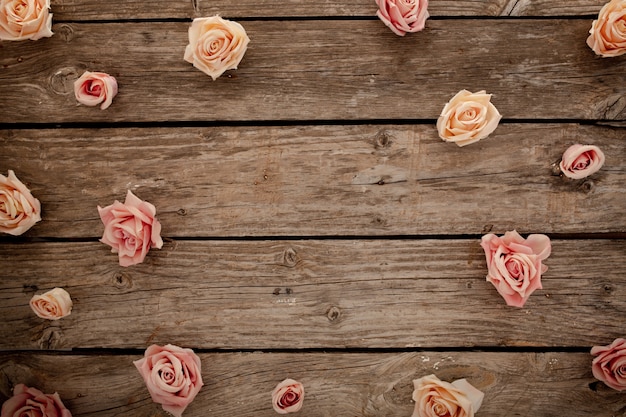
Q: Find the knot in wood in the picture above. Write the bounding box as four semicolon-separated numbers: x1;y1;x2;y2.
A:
326;306;342;322
36;326;62;350
49;67;79;96
56;24;75;42
374;130;392;149
176;208;188;216
282;247;299;267
112;271;132;289
578;179;595;193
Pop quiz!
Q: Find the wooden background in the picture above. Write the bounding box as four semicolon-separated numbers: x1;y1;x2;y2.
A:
1;0;625;415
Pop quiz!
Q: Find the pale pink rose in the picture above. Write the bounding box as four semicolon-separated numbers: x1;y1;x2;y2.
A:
0;170;41;236
480;230;551;308
412;374;483;417
437;90;502;147
591;338;626;391
74;71;118;110
271;378;304;414
134;344;203;417
184;15;250;80
1;384;72;417
97;190;163;267
559;144;605;179
587;0;626;57
0;0;53;41
376;0;429;36
29;287;72;320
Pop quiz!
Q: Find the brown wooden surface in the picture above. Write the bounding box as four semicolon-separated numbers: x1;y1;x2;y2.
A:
0;352;623;417
1;20;626;124
1;1;625;416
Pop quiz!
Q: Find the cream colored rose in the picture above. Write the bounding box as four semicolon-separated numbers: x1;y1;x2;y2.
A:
0;170;41;236
437;90;502;147
587;0;626;57
0;0;53;41
412;374;484;417
184;15;250;80
29;287;73;320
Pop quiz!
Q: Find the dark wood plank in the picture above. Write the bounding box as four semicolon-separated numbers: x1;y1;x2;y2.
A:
0;351;623;416
1;124;624;238
1;20;625;123
0;239;624;350
48;0;609;20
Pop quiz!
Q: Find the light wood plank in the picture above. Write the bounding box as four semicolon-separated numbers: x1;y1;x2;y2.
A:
0;351;623;416
47;0;609;20
0;239;624;350
1;20;625;123
1;124;624;238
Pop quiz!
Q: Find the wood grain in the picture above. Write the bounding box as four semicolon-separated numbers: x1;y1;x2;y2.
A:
1;351;624;416
1;239;623;350
2;20;625;123
48;0;609;20
1;124;623;238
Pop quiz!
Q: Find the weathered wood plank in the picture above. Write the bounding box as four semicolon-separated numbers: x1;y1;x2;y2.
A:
1;20;625;123
47;0;608;20
1;124;624;238
0;239;624;350
0;351;623;416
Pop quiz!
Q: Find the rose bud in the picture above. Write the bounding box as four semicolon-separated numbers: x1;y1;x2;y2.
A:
29;287;73;320
376;0;429;36
271;378;304;414
74;71;118;110
559;144;605;179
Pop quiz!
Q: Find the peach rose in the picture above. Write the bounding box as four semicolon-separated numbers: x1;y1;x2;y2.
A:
134;344;203;417
376;0;429;36
437;90;502;147
29;287;72;320
0;170;41;236
97;190;163;267
271;378;304;414
74;71;118;110
1;384;72;417
412;374;483;417
591;338;626;391
480;230;551;308
184;15;250;80
587;0;626;57
559;144;605;179
0;0;53;41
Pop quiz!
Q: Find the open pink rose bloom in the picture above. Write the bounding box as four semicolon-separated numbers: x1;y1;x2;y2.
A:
29;287;73;320
559;144;605;179
0;0;53;41
480;230;551;307
591;337;626;391
271;378;304;414
0;170;41;236
74;71;118;110
134;344;204;417
412;374;483;417
587;0;626;57
376;0;429;36
98;190;163;267
1;384;72;417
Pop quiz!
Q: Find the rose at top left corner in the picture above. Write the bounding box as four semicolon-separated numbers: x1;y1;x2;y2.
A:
0;0;54;41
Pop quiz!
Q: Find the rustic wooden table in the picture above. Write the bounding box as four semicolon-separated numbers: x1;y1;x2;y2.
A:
1;0;625;416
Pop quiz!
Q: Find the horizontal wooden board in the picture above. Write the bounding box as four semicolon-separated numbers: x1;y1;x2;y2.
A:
0;239;624;350
48;0;609;20
0;351;623;416
1;124;624;238
1;20;625;123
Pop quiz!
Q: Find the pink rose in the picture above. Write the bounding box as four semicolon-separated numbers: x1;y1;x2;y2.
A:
437;90;502;147
412;374;483;417
74;71;118;110
591;338;626;391
134;344;203;417
0;170;41;236
0;0;53;41
271;378;304;414
1;384;72;417
97;190;163;267
376;0;429;36
480;230;551;308
184;15;250;80
559;144;605;179
587;0;626;57
29;287;73;320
